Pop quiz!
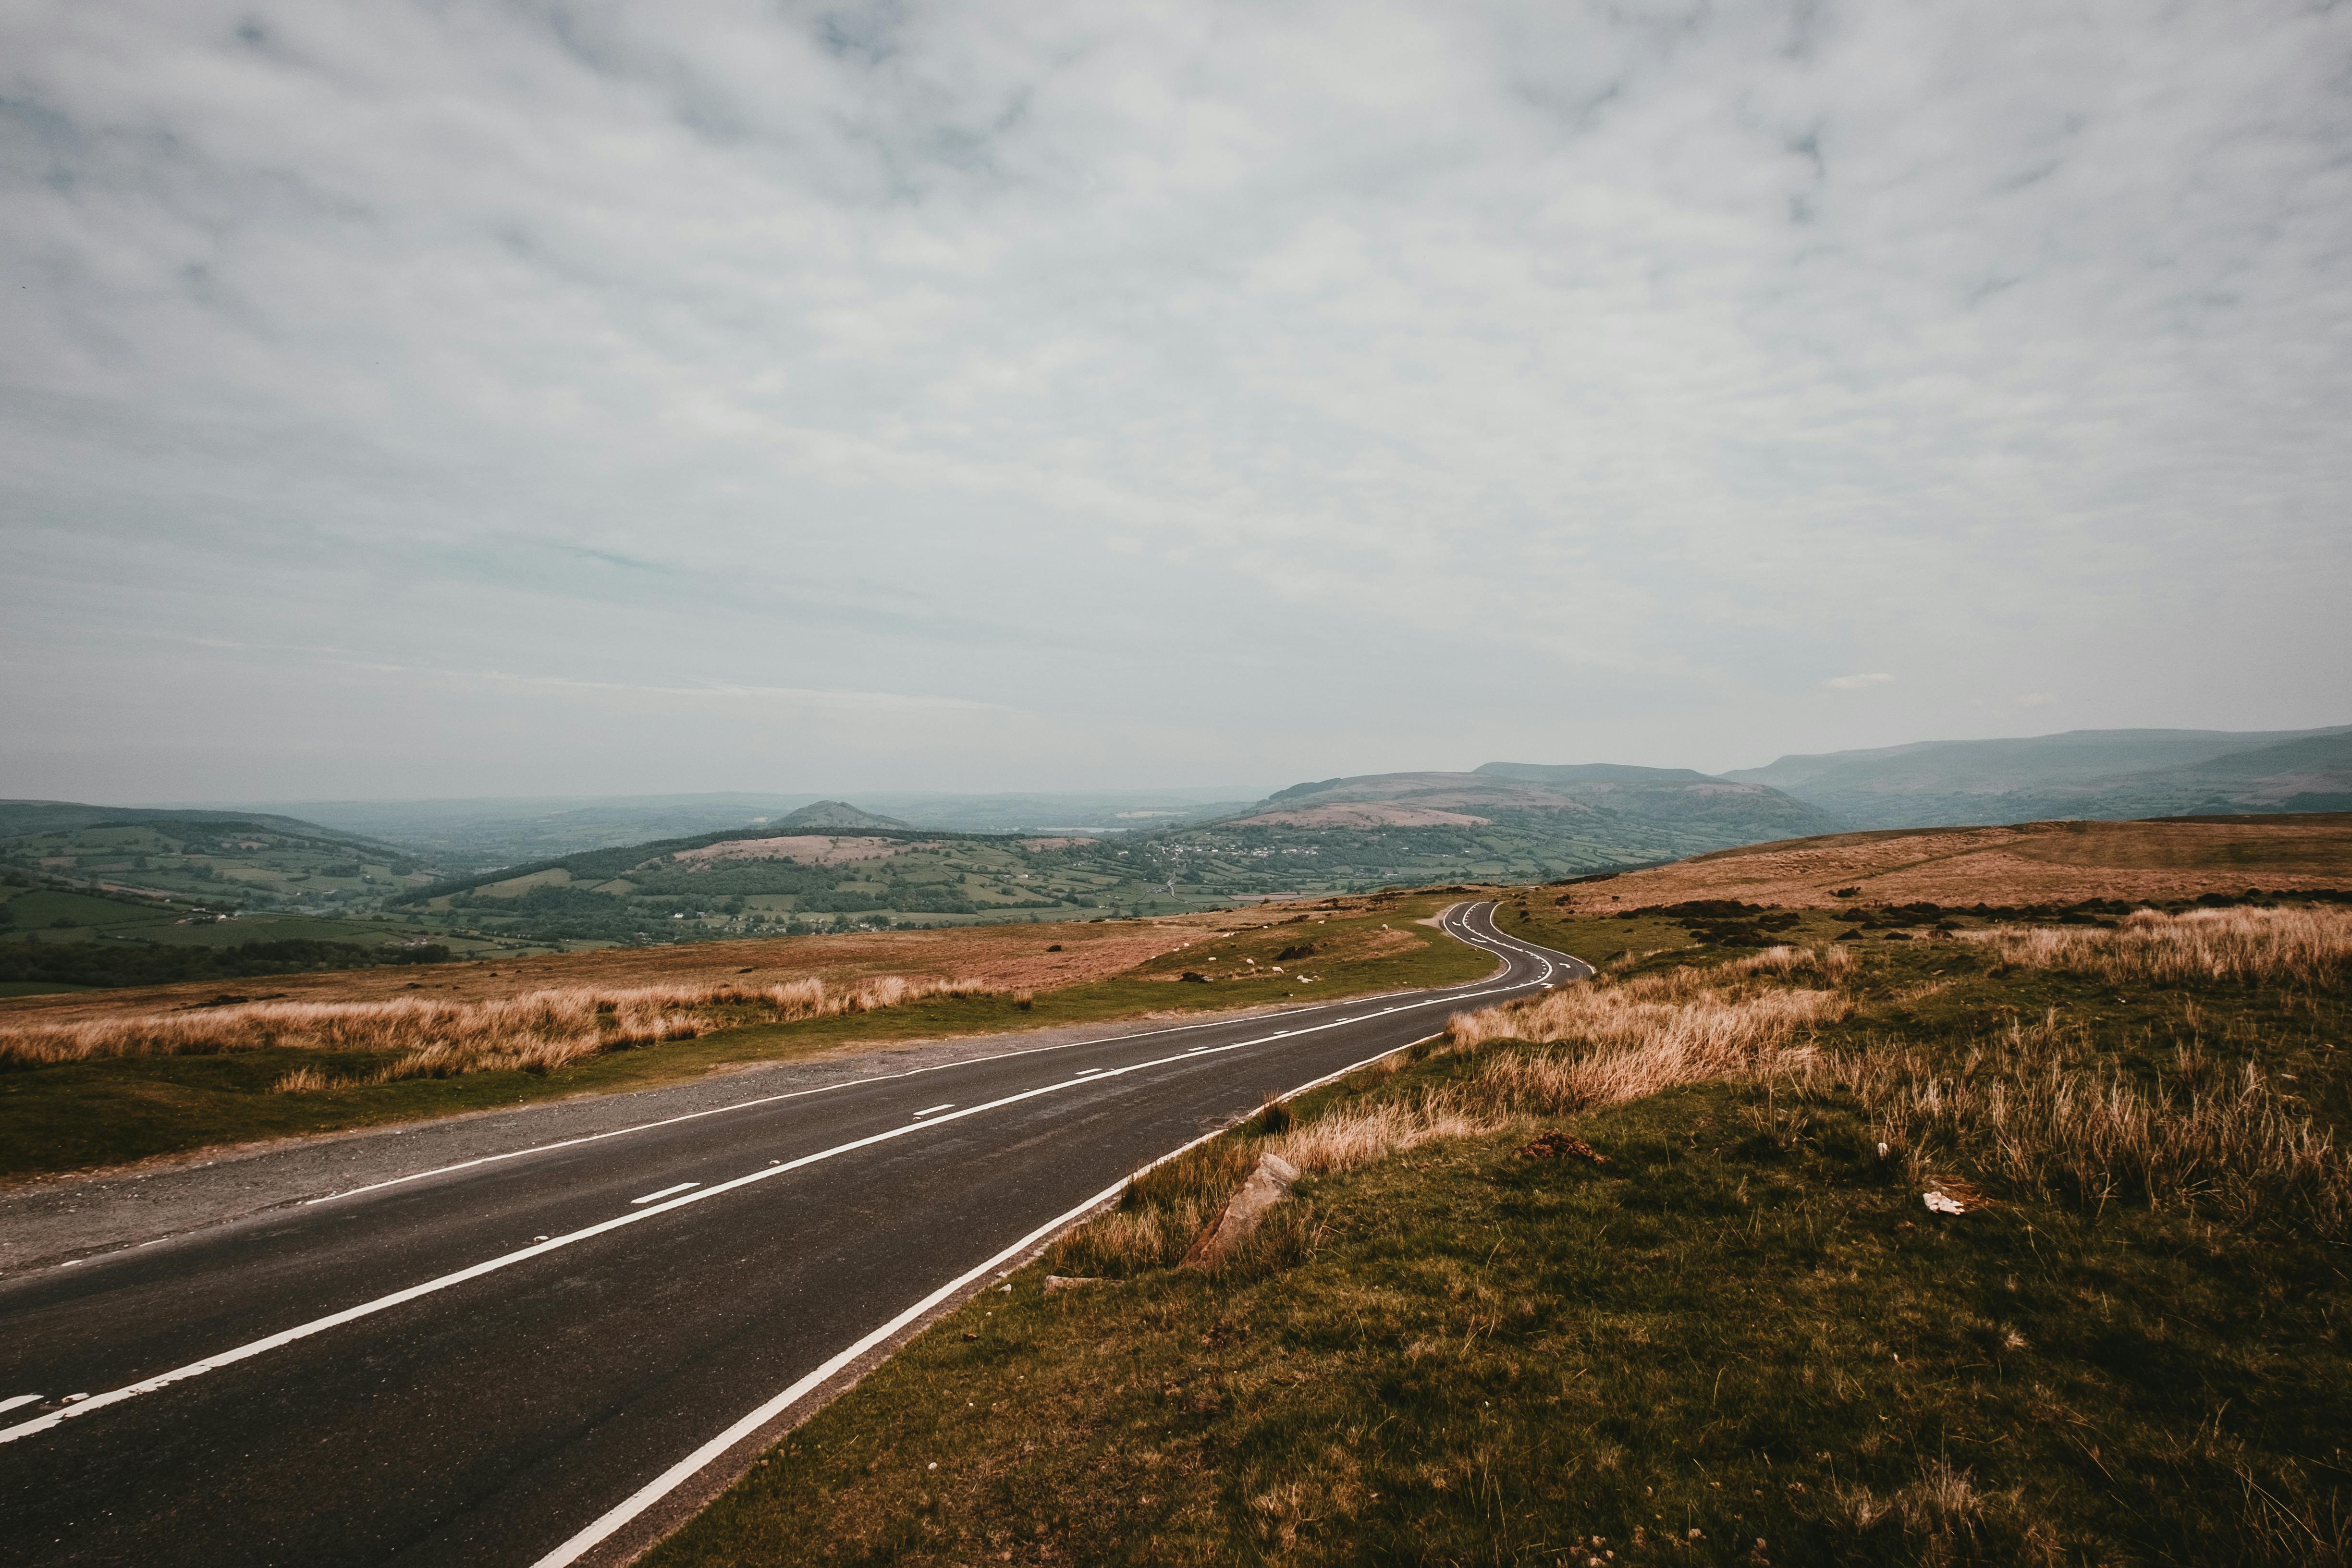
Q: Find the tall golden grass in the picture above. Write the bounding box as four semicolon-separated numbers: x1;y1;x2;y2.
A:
1964;904;2352;987
1050;1089;1519;1279
1271;1089;1511;1176
1835;1011;2351;1239
1447;952;1852;1115
1048;1140;1261;1277
0;974;1002;1088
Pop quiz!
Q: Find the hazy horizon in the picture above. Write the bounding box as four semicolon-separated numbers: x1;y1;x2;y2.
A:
7;2;2348;802
10;718;2328;812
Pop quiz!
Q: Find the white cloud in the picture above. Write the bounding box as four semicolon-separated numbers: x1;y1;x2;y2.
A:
1824;673;1896;691
1;0;2347;795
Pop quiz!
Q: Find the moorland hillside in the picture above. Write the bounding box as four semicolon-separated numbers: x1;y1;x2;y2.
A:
1727;723;2352;827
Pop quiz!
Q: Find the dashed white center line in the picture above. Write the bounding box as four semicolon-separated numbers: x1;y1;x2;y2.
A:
4;904;1577;1454
0;1395;40;1416
1074;1068;1102;1076
629;1183;699;1206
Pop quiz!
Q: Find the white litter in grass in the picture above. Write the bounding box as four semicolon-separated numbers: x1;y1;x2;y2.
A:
1923;1190;1967;1215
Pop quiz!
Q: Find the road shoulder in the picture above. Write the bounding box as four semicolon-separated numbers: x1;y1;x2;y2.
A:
0;1004;1306;1277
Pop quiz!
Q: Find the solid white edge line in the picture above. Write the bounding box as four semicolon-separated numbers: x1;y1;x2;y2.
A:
0;931;1536;1449
4;905;1584;1450
629;1183;698;1206
524;1029;1453;1568
294;919;1514;1211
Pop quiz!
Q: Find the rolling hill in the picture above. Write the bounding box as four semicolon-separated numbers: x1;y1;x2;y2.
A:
0;801;438;914
1139;764;1838;889
237;788;1267;864
0;805;469;992
1725;724;2352;828
391;821;1176;943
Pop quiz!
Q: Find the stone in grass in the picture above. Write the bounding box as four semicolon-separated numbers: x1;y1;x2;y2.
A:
1518;1131;1609;1164
1044;1274;1105;1293
1922;1177;1984;1215
1182;1153;1301;1267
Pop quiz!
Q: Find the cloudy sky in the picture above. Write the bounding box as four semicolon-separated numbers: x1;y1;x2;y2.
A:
4;0;2347;803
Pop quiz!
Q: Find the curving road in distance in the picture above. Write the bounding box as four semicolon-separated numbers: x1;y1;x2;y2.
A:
0;901;1588;1567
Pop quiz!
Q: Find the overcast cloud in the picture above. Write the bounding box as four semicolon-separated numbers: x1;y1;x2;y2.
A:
3;0;2347;801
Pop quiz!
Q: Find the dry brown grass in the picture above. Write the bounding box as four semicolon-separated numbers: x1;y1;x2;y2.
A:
0;917;1211;1033
1831;1457;2054;1557
0;974;1001;1086
1834;1010;2352;1239
1270;1089;1512;1176
1048;948;1860;1286
1050;1087;1516;1280
1446;952;1852;1114
1047;1140;1262;1277
1963;903;2352;987
1556;815;2352;911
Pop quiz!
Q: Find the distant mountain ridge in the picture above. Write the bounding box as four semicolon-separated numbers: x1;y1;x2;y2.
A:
1724;724;2352;828
774;800;911;831
1199;764;1837;875
0;799;392;846
1474;762;1717;785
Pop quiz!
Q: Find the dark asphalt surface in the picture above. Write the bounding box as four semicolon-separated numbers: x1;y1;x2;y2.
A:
0;902;1587;1567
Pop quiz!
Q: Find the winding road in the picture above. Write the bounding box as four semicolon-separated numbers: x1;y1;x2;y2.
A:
0;902;1587;1567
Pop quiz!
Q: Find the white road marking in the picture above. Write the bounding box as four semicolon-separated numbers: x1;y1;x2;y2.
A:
293;964;1503;1211
525;1029;1455;1568
0;1395;40;1415
911;1103;954;1118
3;906;1585;1451
630;1183;699;1206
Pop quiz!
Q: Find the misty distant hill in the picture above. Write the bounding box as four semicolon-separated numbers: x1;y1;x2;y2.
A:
245;788;1272;863
228;794;829;866
1725;724;2352;828
1472;762;1719;786
0;799;387;844
1153;764;1836;884
1240;767;1826;841
773;800;912;831
852;789;1264;833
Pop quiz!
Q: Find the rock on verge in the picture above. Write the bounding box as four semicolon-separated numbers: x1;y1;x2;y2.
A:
1182;1152;1300;1268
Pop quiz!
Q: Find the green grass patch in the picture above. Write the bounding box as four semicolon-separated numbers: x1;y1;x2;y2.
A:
645;922;2352;1567
0;980;93;999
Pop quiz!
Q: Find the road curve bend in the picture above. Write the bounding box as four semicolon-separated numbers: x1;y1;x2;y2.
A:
0;901;1588;1568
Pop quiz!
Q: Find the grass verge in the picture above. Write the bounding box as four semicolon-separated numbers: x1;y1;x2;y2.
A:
0;899;1492;1181
645;905;2352;1567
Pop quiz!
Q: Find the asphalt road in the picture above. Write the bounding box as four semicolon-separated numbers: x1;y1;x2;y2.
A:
0;902;1588;1567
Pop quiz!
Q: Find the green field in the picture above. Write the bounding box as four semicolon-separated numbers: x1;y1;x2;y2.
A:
0;812;435;917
